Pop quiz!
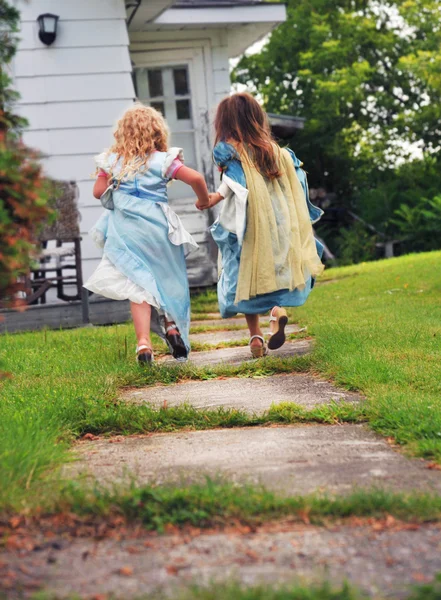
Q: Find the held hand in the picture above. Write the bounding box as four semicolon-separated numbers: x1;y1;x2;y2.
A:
208;192;223;207
195;198;210;211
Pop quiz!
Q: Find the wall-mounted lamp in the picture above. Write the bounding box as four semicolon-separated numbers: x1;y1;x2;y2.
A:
37;13;59;46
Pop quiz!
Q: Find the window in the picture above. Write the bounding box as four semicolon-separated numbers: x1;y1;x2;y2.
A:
135;66;192;122
148;70;163;97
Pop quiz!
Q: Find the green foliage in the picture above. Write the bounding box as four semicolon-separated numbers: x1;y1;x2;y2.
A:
233;0;441;259
165;581;363;600
356;155;441;235
408;574;441;600
336;222;378;265
23;576;441;600
0;1;53;306
392;195;441;252
0;129;53;305
53;479;441;529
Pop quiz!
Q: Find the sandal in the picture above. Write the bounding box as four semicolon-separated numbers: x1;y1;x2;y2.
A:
136;345;154;365
268;307;288;350
165;324;188;362
249;335;268;359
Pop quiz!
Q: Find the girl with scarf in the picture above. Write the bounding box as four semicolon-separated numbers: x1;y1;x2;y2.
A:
200;93;324;358
84;104;210;364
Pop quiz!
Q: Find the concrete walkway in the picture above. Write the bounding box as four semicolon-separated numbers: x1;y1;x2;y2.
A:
71;425;441;495
160;339;312;366
6;314;441;599
71;317;441;498
124;373;360;413
190;323;300;346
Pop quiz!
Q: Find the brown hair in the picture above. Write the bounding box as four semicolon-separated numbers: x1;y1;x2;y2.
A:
109;103;169;181
214;93;281;179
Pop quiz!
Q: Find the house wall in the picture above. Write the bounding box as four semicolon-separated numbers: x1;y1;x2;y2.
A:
12;0;135;282
12;2;233;289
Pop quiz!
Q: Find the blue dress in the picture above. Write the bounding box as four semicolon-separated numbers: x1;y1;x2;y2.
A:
210;142;324;318
84;149;197;352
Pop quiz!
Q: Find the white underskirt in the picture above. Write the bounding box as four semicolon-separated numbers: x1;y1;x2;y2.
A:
84;255;163;310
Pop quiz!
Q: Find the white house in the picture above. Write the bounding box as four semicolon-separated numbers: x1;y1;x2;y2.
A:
11;0;287;288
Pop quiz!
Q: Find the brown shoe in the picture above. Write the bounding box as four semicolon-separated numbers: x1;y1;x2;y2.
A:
268;307;288;350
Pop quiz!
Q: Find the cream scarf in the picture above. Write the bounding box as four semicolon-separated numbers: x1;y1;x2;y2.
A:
236;146;324;303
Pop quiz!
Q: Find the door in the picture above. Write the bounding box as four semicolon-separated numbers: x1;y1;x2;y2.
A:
134;64;198;178
132;48;217;286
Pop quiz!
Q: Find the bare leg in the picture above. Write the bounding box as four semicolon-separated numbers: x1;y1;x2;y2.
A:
245;313;263;347
131;301;152;349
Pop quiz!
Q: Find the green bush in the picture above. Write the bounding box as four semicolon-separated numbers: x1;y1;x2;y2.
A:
392;195;441;254
335;222;377;266
0;0;52;307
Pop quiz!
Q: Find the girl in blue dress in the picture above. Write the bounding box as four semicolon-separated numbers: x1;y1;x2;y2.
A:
200;93;324;358
84;104;210;364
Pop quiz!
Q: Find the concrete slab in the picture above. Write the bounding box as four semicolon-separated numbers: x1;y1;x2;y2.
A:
124;373;360;413
191;317;250;328
190;325;300;346
160;340;312;367
69;425;441;496
3;522;441;599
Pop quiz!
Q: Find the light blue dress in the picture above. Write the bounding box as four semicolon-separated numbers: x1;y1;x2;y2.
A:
210;142;324;318
84;149;197;352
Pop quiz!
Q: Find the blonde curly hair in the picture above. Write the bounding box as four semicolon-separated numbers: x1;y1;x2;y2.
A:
108;103;169;181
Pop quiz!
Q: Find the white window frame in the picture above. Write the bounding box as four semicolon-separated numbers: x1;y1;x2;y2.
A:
131;47;209;175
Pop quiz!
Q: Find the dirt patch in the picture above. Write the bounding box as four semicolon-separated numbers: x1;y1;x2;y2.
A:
1;518;440;599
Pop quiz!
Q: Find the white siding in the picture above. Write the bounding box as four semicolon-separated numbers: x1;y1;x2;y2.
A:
211;32;231;105
13;0;135;281
18;0;126;21
15;73;134;104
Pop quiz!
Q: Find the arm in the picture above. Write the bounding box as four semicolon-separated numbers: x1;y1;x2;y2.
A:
174;166;210;210
207;180;229;208
93;170;111;199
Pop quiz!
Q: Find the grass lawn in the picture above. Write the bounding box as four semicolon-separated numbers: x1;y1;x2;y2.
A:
294;250;441;460
19;578;441;600
0;251;440;515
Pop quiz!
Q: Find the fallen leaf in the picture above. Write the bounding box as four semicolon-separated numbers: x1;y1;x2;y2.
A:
9;516;21;529
245;549;259;561
427;462;441;470
19;564;32;575
385;515;396;528
412;572;430;583
166;565;179;576
297;509;311;525
82;433;99;441
118;566;134;576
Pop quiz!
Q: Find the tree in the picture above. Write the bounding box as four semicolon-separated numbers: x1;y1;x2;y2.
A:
233;0;441;242
0;0;52;307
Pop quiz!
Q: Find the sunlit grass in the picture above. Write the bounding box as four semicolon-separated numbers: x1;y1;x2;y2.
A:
1;251;441;512
294;251;441;460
